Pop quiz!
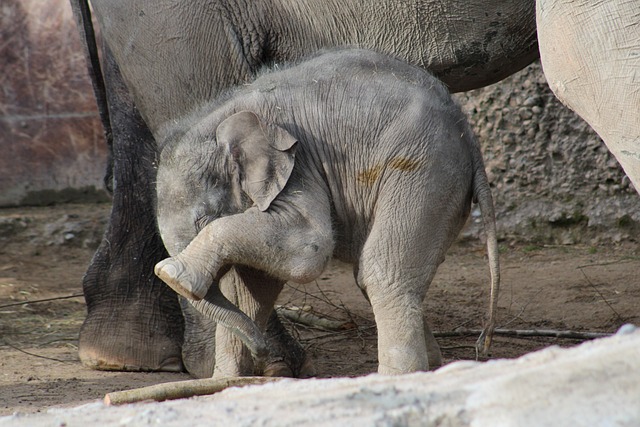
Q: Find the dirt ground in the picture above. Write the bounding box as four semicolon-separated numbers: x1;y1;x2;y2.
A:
1;203;638;416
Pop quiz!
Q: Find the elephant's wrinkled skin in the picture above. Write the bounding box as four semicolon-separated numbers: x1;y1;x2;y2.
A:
537;0;640;195
71;0;535;375
154;50;500;376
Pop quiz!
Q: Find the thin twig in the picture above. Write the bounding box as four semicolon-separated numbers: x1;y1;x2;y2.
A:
2;341;76;363
276;305;356;331
439;345;479;351
501;290;542;328
500;307;526;329
449;318;475;331
577;268;626;324
0;293;84;309
284;280;371;325
301;326;376;343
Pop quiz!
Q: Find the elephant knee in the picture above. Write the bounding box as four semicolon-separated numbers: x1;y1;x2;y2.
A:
287;240;333;284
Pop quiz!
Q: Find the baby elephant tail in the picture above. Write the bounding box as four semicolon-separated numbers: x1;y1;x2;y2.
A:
471;146;501;357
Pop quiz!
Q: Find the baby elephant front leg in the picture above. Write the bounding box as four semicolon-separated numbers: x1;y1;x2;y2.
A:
156;208;334;299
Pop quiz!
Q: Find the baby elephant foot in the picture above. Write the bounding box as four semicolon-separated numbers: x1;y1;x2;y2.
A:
155;257;211;300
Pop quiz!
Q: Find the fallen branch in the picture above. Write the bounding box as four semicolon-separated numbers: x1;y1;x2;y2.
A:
435;328;610;340
104;376;290;406
276;305;356;331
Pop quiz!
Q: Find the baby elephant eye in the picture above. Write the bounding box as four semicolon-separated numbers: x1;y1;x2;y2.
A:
194;214;214;232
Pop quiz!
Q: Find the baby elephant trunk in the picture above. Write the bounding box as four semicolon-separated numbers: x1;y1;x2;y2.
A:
155;257;269;362
189;284;269;362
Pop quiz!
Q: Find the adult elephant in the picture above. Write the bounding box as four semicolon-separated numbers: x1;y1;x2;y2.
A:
70;0;538;376
537;0;640;194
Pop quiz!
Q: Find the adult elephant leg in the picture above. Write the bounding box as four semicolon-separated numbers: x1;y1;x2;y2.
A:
537;0;640;191
78;47;184;371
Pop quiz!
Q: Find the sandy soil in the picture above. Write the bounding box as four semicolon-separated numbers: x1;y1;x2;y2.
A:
1;203;638;416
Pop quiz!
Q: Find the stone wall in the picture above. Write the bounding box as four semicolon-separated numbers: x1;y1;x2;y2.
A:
0;0;108;206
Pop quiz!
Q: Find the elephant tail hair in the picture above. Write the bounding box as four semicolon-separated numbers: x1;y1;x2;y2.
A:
471;147;501;357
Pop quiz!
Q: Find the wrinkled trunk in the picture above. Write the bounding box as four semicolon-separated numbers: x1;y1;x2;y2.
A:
188;283;268;362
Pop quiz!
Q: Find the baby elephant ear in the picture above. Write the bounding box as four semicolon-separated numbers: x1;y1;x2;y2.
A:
216;111;298;211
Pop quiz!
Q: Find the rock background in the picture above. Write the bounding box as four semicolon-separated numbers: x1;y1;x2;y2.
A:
456;61;640;244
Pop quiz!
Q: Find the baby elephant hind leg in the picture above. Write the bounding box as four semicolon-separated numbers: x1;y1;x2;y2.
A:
357;222;449;374
358;188;467;374
357;259;437;374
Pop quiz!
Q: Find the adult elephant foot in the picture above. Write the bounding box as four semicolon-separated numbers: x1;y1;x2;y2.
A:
78;223;185;372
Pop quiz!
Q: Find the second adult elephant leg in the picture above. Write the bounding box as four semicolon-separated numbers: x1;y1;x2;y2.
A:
538;0;640;192
78;48;184;371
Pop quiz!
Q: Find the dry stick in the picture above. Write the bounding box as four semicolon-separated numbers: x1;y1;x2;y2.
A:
435;328;610;340
278;305;611;341
104;376;290;406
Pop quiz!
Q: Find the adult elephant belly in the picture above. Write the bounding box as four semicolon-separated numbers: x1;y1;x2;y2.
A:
90;0;538;140
77;0;537;373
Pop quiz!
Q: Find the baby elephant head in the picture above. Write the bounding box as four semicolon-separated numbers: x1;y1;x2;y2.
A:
157;110;298;256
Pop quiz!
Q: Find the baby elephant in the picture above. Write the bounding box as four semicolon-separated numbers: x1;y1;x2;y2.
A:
154;49;499;376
